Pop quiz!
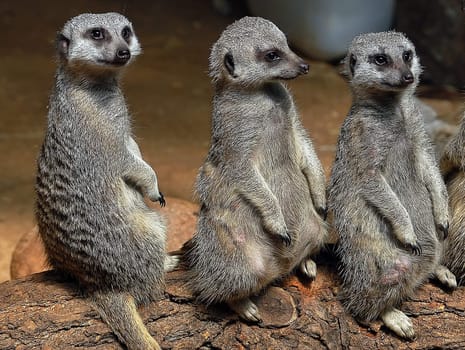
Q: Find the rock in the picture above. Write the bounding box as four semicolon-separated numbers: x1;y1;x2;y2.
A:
9;197;198;279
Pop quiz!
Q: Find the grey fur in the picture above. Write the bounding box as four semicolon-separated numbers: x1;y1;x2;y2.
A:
183;16;328;322
328;31;455;339
35;13;176;350
441;113;465;285
416;97;457;158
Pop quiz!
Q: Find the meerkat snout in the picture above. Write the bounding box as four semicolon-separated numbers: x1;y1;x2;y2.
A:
114;47;131;65
299;61;310;75
401;69;414;85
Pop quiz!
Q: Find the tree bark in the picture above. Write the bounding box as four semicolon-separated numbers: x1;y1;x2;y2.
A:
1;260;464;350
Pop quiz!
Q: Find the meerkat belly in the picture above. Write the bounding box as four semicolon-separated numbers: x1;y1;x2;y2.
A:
257;125;312;218
39;171;165;289
256;125;316;269
384;139;438;265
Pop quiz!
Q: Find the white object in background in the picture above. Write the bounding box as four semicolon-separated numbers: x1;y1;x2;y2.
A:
246;0;395;61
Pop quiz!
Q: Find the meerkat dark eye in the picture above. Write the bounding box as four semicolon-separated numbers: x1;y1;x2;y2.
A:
265;51;281;62
122;26;132;40
403;50;413;63
374;54;388;66
90;28;104;40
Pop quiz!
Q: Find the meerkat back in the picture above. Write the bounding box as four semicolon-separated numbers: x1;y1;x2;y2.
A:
183;16;328;322
328;31;454;339
35;13;176;350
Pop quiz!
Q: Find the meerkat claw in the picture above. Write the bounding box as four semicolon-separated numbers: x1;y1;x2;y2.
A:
280;231;292;246
406;242;422;256
158;192;166;207
316;206;328;220
228;299;262;323
437;222;449;240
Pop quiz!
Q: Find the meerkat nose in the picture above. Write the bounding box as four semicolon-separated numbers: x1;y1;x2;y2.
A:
299;62;309;74
402;72;414;84
116;49;131;62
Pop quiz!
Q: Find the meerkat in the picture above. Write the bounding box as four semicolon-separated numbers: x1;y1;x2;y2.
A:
441;115;465;284
182;16;328;322
35;13;177;350
328;31;456;340
415;97;458;158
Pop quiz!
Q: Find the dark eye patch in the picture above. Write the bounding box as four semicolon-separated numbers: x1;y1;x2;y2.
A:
264;50;281;62
403;50;413;63
122;26;132;42
368;53;391;66
89;27;105;40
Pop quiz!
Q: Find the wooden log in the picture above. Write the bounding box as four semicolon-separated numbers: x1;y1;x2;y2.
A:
1;257;464;350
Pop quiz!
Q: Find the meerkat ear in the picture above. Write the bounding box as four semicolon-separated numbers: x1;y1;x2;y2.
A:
349;54;357;76
56;33;70;59
224;52;238;78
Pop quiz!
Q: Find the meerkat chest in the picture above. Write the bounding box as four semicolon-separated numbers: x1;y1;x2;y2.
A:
262;86;293;134
383;124;418;183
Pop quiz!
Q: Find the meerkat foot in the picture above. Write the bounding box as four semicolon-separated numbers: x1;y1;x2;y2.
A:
164;255;180;272
434;265;457;289
299;258;317;279
228;298;262;323
381;308;415;340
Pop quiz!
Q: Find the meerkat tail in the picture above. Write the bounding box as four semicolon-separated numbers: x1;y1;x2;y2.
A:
91;291;161;350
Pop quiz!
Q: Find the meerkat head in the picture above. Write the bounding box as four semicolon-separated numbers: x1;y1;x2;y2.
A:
343;31;421;94
56;12;141;72
209;16;309;87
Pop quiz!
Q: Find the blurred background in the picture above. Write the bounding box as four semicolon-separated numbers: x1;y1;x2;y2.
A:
0;0;464;283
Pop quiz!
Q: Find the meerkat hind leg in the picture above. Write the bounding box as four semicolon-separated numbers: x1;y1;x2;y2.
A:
434;264;457;289
380;308;415;340
299;258;317;279
228;297;262;322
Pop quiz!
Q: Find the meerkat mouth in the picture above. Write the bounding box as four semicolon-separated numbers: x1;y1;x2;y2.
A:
381;81;411;90
97;59;129;67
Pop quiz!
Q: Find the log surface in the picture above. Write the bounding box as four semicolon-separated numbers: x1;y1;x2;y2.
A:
1;264;465;350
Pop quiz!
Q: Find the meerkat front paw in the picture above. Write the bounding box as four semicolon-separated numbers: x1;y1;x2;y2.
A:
148;190;165;207
228;298;262;323
405;241;422;256
263;217;291;246
316;206;328;221
398;224;421;255
158;192;166;207
381;308;415;340
436;221;449;240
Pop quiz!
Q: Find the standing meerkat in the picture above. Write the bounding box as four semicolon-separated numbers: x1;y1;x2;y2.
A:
328;31;456;339
183;16;328;322
441;116;465;284
35;13;177;350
